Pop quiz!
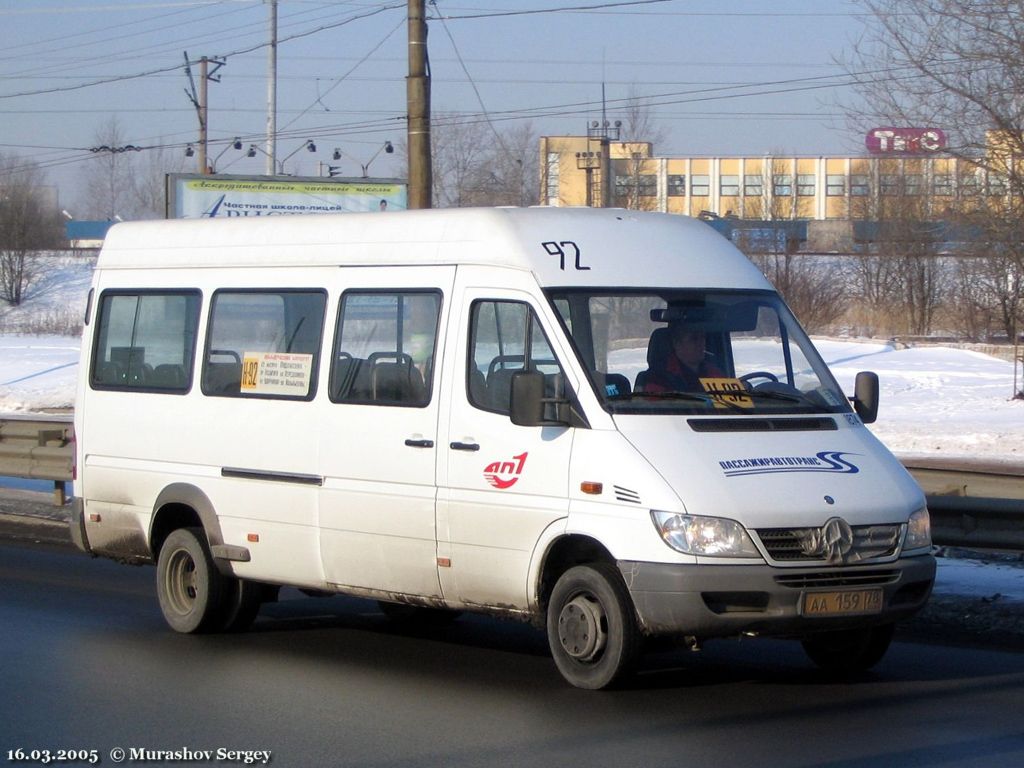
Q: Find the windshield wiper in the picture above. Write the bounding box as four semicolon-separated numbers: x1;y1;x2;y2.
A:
608;390;712;403
741;389;810;404
608;390;747;412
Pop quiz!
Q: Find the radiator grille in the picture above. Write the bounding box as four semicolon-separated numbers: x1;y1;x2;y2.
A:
755;523;902;564
775;569;901;589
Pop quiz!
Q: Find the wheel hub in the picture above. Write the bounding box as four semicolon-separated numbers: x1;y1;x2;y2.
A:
557;595;607;662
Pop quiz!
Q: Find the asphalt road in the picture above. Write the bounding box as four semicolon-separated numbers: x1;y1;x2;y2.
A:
3;531;1024;768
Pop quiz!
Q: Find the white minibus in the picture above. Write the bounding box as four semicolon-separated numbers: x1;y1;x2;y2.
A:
71;207;934;689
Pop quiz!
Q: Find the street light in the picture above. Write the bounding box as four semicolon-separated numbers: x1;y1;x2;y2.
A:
249;139;315;174
331;140;393;178
207;137;242;174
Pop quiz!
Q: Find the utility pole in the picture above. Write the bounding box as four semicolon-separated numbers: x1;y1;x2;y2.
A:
407;0;431;208
184;52;225;175
266;0;278;175
199;56;209;175
586;118;620;208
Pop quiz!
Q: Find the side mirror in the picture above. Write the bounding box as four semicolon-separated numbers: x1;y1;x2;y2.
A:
510;370;568;427
852;371;879;424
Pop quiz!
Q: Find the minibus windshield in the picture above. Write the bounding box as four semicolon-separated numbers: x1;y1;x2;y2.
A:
547;289;853;416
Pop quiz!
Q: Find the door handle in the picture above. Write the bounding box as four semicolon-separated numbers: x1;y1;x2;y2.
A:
449;441;480;452
404;439;435;448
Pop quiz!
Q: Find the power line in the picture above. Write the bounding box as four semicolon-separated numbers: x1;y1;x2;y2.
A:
433;0;675;20
0;3;404;98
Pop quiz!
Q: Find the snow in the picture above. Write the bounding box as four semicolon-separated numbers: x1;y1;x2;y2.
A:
1;254;1023;602
933;556;1024;604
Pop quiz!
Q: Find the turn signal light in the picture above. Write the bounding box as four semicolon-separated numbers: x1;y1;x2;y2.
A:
580;482;603;495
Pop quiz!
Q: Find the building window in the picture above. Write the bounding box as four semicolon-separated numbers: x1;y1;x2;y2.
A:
614;175;630;198
826;174;846;196
797;174;816;196
667;175;686;196
987;172;1008;196
932;174;953;196
905;174;923;195
744;175;763;196
880;174;901;195
850;174;871;196
960;170;982;197
691;174;710;196
772;175;792;196
720;175;740;196
638;174;657;196
545;152;560;204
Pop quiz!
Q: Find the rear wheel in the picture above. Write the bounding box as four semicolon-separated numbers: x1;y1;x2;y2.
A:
546;563;640;690
802;623;895;674
156;527;228;634
219;579;266;633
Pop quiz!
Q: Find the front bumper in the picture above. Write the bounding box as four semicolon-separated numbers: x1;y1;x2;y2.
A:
618;554;936;638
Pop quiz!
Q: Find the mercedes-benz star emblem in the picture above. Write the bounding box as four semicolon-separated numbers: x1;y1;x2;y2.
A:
821;517;855;565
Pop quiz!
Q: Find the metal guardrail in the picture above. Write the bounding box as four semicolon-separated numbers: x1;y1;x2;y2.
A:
1;415;1022;550
902;457;1024;551
0;414;73;505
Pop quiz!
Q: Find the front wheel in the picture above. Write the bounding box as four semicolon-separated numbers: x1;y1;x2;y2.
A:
801;623;895;674
156;527;228;634
546;563;640;690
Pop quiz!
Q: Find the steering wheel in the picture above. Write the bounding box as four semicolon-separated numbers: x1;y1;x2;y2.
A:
739;371;779;385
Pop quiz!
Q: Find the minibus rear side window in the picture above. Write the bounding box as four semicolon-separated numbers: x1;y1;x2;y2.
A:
202;289;326;400
90;290;201;393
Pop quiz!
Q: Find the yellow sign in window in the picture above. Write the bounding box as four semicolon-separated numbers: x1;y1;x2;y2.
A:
240;352;313;396
700;377;754;409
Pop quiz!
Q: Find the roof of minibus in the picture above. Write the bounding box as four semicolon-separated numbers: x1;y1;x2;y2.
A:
97;206;772;291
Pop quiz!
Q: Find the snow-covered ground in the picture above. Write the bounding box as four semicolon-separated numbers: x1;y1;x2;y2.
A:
2;254;1023;603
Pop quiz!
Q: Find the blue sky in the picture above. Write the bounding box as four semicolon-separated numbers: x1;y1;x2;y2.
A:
0;0;868;201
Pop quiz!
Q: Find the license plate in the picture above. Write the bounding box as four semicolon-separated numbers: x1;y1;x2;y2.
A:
803;589;883;617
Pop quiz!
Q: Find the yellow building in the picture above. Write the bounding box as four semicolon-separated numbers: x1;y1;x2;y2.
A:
539;135;994;223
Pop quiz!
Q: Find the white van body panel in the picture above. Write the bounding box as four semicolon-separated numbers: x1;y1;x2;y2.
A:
613;415;924;529
72;207;934;668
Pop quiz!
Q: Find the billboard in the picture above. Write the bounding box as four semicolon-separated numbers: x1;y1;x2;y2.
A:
166;174;408;219
865;127;946;154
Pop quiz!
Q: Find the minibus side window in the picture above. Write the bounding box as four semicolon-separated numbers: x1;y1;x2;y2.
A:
467;300;564;416
90;290;200;393
201;289;326;400
330;290;441;407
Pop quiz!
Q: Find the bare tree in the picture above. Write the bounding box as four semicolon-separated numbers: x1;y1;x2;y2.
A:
0;153;63;305
413;116;539;208
133;145;189;219
462;121;540;207
740;158;850;332
844;0;1024;336
612;88;665;211
78;116;138;220
953;202;1024;340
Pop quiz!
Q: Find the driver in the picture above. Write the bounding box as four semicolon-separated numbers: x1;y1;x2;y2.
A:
643;319;723;393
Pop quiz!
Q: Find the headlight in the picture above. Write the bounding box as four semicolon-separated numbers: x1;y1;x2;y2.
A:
651;511;760;558
904;507;932;551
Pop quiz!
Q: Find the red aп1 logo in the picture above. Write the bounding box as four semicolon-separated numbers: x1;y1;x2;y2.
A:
484;452;528;489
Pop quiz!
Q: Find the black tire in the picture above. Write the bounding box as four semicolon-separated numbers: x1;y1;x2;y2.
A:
155;527;228;634
802;623;895;674
219;579;265;633
377;600;462;625
546;563;640;690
